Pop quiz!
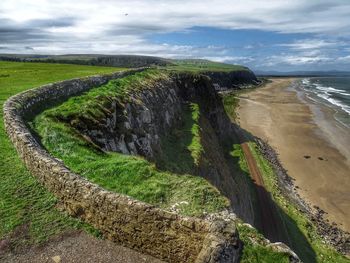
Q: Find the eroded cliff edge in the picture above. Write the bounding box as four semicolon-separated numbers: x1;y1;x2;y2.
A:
55;72;257;225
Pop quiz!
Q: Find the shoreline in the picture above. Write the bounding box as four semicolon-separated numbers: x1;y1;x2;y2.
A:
235;78;350;252
295;86;350;166
254;137;349;254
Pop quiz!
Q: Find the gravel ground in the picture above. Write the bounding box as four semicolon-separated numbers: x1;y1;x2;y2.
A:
0;231;164;263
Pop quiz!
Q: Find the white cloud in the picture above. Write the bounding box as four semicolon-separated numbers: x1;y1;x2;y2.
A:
337;55;350;62
1;0;350;70
278;39;340;50
203;56;254;63
1;1;350;48
263;54;333;66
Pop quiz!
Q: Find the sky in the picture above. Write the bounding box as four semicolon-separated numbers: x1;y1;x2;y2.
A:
0;0;350;71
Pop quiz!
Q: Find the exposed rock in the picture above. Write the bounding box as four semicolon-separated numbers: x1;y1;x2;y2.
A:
267;242;301;263
196;219;241;263
203;70;259;91
51;255;61;263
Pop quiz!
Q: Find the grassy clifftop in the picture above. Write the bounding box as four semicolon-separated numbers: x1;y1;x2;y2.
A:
0;54;249;73
31;70;230;216
164;59;249;72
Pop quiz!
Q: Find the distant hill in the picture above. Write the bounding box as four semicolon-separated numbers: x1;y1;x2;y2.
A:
165;59;249;72
255;70;350;77
0;54;248;72
0;54;170;68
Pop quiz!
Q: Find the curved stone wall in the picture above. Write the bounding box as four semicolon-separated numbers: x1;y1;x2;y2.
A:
3;70;240;263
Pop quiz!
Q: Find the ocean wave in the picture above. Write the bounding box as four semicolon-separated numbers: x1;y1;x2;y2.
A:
316;93;350;114
314;84;350;97
301;78;350;115
302;78;311;85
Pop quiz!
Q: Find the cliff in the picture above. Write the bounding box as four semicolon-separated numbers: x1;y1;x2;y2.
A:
4;68;298;262
55;71;256;225
204;70;259;90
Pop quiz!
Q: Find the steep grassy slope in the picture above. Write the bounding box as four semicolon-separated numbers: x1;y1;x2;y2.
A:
222;91;349;263
248;142;349;263
0;61;124;247
31;70;230;216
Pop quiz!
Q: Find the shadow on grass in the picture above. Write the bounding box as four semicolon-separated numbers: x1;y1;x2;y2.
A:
155;104;197;175
219;121;317;262
154;97;317;262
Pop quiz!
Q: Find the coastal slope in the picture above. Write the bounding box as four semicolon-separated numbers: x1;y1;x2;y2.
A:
237;78;350;232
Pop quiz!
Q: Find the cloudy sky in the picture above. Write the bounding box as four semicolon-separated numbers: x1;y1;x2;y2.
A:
1;0;350;71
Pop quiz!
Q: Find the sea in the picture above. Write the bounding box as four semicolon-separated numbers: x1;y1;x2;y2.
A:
299;77;350;128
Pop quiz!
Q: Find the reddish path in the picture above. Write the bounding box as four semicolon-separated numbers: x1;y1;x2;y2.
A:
241;142;282;241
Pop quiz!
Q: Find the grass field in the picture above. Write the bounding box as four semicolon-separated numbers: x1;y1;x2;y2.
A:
164;59;248;72
31;70;229;216
0;61;124;248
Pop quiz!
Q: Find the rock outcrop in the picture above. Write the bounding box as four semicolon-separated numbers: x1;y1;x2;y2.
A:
204;70;259;91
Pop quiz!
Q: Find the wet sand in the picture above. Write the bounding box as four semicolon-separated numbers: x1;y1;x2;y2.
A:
237;78;350;232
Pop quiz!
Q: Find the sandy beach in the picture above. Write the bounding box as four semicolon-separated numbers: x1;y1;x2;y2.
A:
237;78;350;232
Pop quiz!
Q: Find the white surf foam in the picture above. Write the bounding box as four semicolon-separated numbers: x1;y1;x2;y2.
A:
300;78;350;115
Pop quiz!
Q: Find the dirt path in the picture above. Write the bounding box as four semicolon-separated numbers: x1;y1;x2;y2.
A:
0;231;164;263
240;142;283;242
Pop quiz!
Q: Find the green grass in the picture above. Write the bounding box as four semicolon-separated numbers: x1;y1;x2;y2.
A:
248;142;349;263
44;69;170;122
237;222;291;263
228;144;290;262
163;59;248;72
31;70;229;217
188;103;204;165
0;61;124;247
230;144;249;173
157;104;202;174
222;92;240;121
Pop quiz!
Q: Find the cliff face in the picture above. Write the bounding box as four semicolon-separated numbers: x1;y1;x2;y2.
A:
73;77;182;159
204;70;259;90
66;72;257;224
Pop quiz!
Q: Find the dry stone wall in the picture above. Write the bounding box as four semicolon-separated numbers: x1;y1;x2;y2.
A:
3;69;241;263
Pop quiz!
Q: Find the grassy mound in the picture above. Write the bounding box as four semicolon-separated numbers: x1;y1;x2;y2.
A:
31;70;230;216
